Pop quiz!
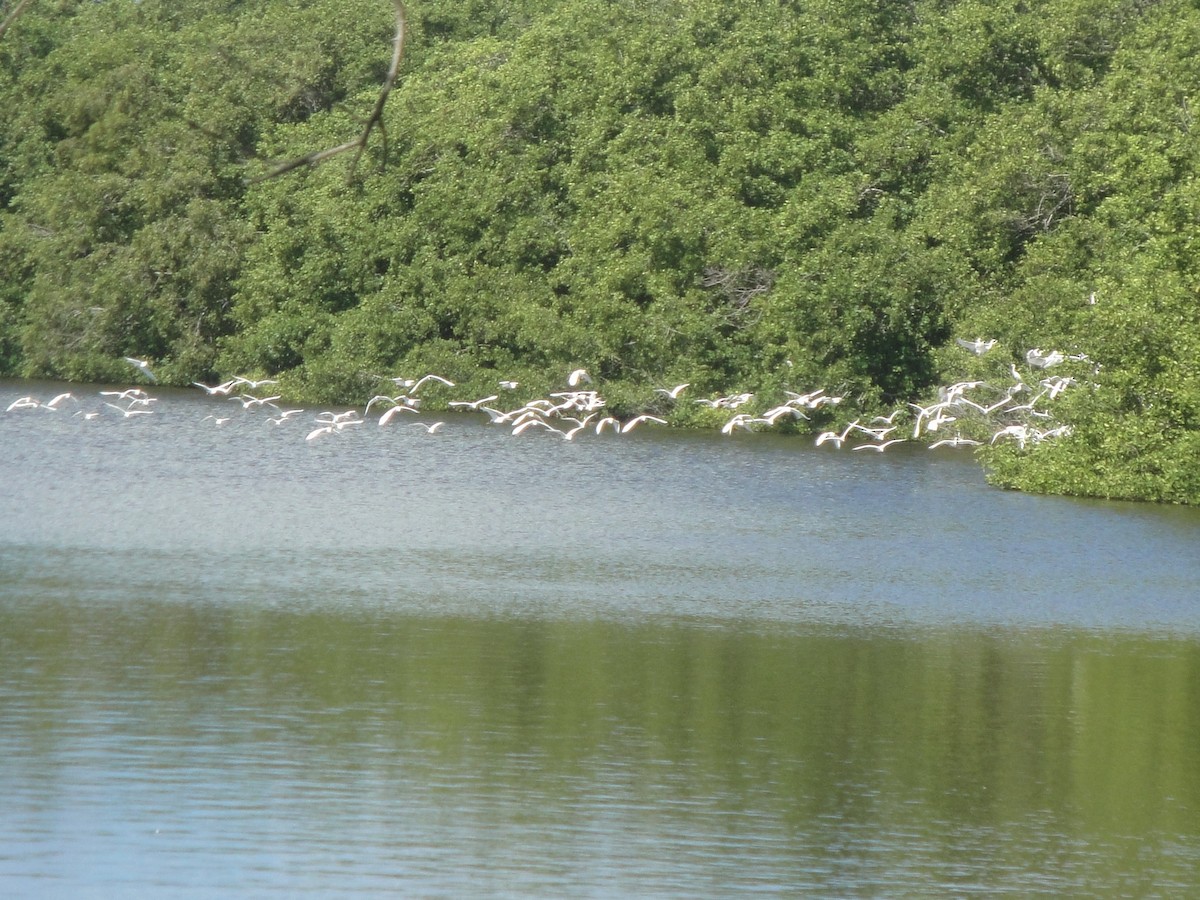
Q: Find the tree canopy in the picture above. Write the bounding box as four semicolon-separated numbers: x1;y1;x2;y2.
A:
1;0;1198;502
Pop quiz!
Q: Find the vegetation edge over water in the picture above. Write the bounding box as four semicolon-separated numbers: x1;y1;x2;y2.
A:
0;0;1197;502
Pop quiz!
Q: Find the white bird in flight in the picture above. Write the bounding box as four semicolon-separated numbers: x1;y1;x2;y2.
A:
621;414;667;434
721;413;755;435
852;439;906;452
123;356;157;382
233;394;281;410
232;376;278;390
511;419;558;436
1026;348;1065;369
955;337;997;355
377;405;416;426
193;380;239;395
448;395;498;410
815;420;861;448
104;402;153;418
100;388;149;401
410;374;455;393
928;436;982;449
654;383;690;399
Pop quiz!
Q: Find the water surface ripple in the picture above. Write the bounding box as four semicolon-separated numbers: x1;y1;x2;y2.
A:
2;380;1199;897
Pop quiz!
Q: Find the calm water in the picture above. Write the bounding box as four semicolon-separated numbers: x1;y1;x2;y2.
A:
3;379;1200;897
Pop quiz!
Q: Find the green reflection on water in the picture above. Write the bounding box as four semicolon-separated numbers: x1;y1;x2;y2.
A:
3;597;1200;894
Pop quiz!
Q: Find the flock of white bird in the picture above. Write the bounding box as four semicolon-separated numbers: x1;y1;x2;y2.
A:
2;345;1086;452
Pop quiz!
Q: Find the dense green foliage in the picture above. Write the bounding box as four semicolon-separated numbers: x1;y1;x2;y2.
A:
1;0;1198;502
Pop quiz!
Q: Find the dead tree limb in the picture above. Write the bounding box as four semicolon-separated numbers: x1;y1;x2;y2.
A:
253;0;407;182
0;0;37;43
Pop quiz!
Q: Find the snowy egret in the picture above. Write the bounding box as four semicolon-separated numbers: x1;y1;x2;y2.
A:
928;436;982;449
852;439;906;452
408;421;445;434
104;402;153;418
815;420;861;448
449;395;498;410
377;406;416;426
123;356;157;382
233;394;280;410
100;389;149;401
654;383;690;399
721;414;755;435
621;415;667;434
1026;348;1065;369
410;374;455;393
193;380;239;395
955;337;997;355
232;376;278;389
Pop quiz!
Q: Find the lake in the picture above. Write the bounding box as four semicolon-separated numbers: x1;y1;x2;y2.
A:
3;379;1200;897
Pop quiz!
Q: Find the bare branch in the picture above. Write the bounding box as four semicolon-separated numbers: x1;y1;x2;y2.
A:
0;0;36;43
253;0;407;182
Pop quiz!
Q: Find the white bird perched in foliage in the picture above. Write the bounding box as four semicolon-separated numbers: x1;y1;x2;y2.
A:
123;356;157;382
568;368;592;387
498;380;520;390
955;337;997;355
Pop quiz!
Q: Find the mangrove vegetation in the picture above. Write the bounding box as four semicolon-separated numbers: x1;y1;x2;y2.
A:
0;0;1198;502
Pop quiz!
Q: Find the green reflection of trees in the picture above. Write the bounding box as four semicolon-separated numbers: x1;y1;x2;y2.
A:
4;599;1200;886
